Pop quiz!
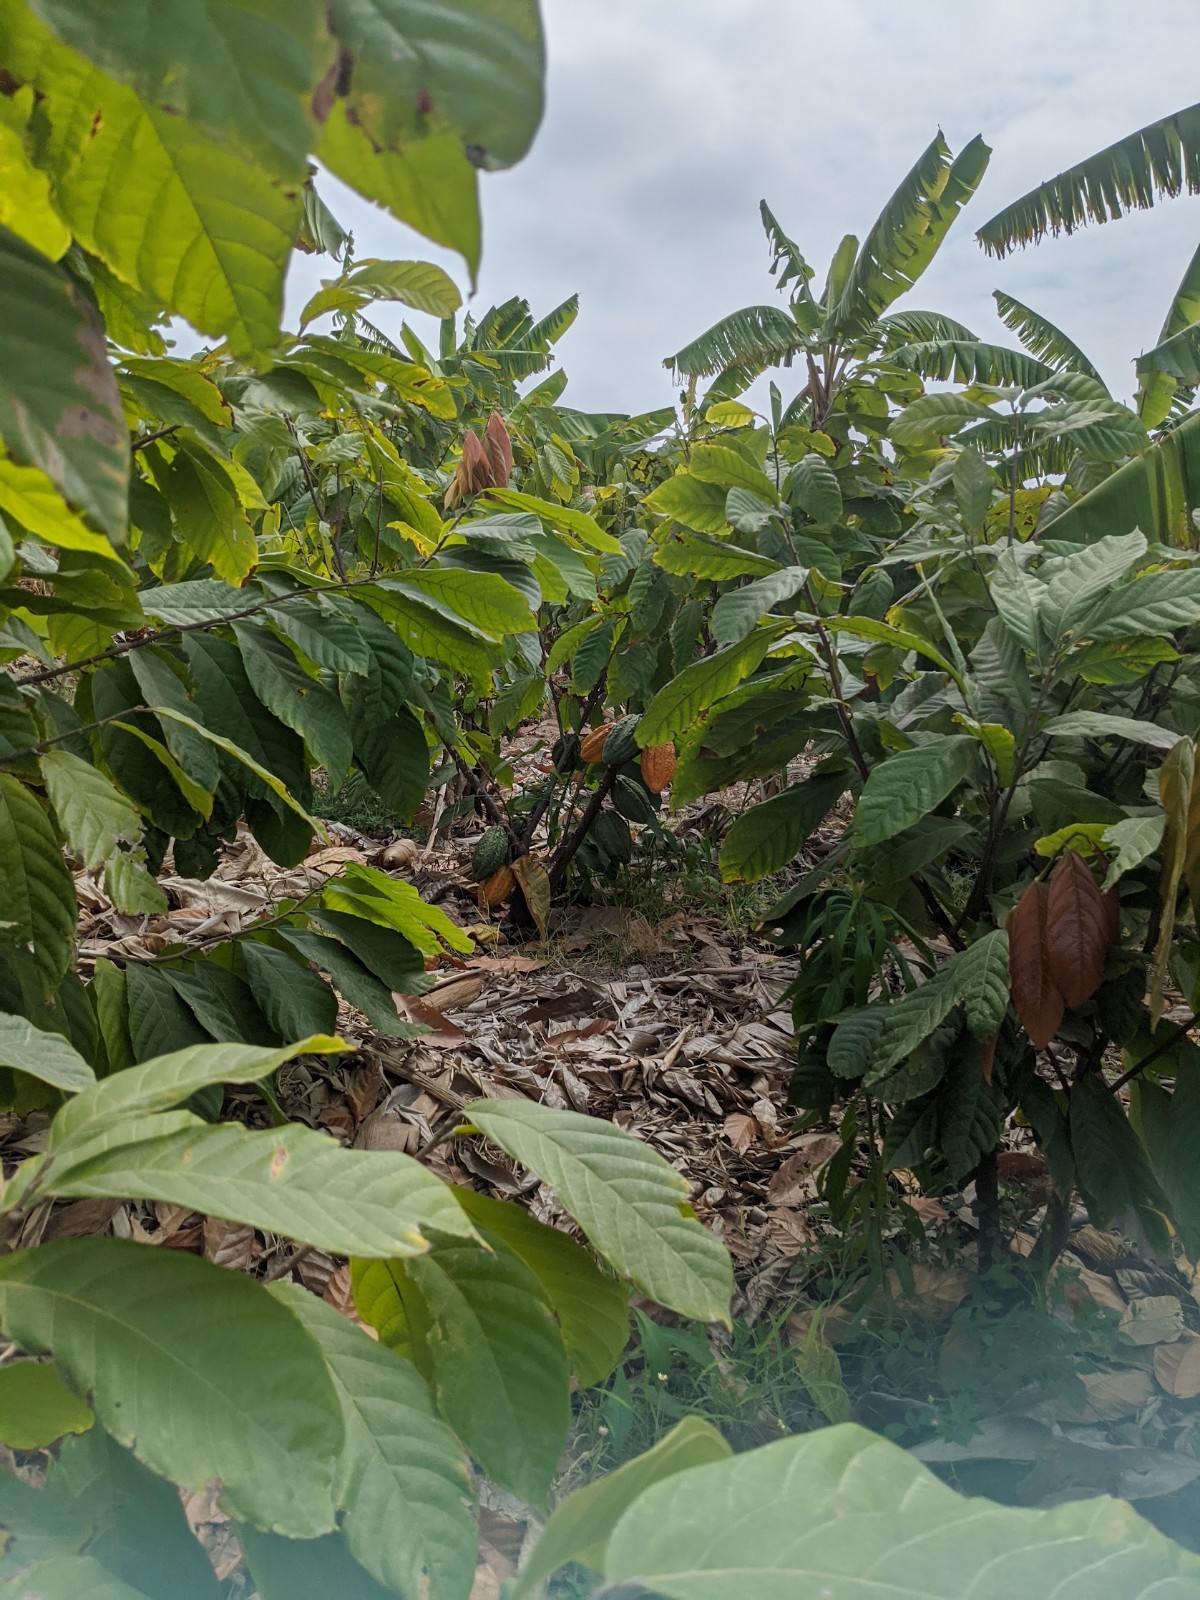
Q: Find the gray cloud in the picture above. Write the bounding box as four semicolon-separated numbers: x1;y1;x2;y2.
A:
285;1;1200;415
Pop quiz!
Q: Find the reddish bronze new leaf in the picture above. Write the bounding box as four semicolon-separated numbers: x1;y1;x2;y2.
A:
1008;880;1064;1049
485;411;514;488
1045;849;1108;1009
461;428;493;495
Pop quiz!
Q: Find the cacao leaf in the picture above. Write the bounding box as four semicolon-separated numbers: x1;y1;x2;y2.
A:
1045;850;1109;1009
1007;881;1063;1049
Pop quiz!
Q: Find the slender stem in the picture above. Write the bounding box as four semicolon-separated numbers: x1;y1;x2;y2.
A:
0;706;150;765
13;579;381;688
1110;1015;1196;1095
131;424;181;453
548;762;621;892
445;746;524;853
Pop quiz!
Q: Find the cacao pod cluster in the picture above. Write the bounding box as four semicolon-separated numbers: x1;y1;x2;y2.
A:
1007;850;1118;1049
444;412;513;508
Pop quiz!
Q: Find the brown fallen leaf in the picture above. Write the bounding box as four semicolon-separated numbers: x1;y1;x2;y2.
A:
886;1263;970;1321
1154;1332;1200;1398
723;1112;759;1152
1078;1367;1155;1422
202;1217;256;1273
547;1018;616;1048
396;994;468;1047
424;973;485;1012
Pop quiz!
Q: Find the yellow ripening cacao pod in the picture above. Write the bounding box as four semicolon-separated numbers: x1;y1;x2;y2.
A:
478;864;515;907
641;742;677;794
579;724;611;763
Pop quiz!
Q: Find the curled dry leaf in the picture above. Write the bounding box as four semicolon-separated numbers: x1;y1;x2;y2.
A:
580;724;611;764
202;1217;256;1272
1007;880;1064;1049
1045;849;1109;1009
512;853;551;940
478;864;515;907
641;742;677;795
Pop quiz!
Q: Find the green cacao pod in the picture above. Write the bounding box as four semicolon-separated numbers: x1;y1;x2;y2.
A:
612;773;656;824
602;713;641;767
471;825;510;882
551;732;581;772
592;808;633;864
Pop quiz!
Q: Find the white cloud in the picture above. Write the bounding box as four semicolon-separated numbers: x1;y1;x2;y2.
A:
286;1;1200;414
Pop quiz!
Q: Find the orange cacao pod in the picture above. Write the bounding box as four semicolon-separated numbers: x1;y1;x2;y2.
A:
478;864;515;907
580;724;611;763
641;742;676;794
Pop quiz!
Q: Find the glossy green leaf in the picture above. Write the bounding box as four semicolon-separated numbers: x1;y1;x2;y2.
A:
353;1240;570;1506
271;1284;476;1600
853;737;979;848
952;930;1010;1040
0;771;77;997
639;630;776;748
232;621;353;783
0;1360;94;1449
0;226;129;542
603;1421;1200;1597
454;1188;629;1389
711;565;809;645
39;750;141;868
0;1010;94;1092
464;1099;733;1325
514;1417;731;1595
0;1238;341;1536
719;774;846;883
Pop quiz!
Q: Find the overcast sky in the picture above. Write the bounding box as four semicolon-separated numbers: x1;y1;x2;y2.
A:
286;1;1200;417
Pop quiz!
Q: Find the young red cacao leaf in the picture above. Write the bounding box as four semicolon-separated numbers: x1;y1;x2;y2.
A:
485;411;513;489
1045;849;1108;1009
461;428;492;494
1007;880;1064;1049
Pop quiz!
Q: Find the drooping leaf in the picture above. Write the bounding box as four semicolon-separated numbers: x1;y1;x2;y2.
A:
1150;735;1194;1024
232;620;353;783
39;750;141;869
664;305;802;381
1044;850;1110;1009
638;630;776;748
353;1240;570;1507
719;774;846;883
1070;1074;1168;1231
464;1099;733;1325
603;1421;1200;1596
0;771;77;998
514;1418;732;1596
453;1188;629;1389
853;737;978;848
0;1238;341;1537
952;930;1010;1041
993;291;1103;381
271;1284;476;1600
1007;881;1064;1050
0;225;129;542
979;103;1200;256
239;1528;395;1600
0;1010;95;1093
